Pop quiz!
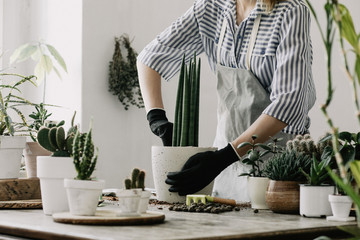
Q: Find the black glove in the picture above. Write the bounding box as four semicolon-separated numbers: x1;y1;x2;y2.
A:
165;143;239;196
147;109;173;146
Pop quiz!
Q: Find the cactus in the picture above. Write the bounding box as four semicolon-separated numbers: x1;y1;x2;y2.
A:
172;52;200;147
72;120;98;180
124;168;146;190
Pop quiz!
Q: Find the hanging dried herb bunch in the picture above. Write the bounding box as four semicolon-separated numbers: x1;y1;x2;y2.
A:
108;35;144;110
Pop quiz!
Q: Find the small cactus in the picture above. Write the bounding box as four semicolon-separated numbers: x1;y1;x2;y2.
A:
37;125;74;157
124;168;146;190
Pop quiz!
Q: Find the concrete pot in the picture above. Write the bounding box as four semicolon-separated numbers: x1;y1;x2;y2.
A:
64;179;105;216
328;194;353;218
300;184;335;217
247;176;269;210
0;136;26;179
23;142;51;178
266;180;302;214
152;146;217;203
37;156;76;215
115;188;142;216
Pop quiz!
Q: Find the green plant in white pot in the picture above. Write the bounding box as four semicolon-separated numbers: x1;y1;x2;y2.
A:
0;72;37;179
151;53;216;203
36;119;77;215
64;119;105;216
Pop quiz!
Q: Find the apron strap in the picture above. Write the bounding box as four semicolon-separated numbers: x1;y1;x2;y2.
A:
216;14;262;69
245;14;261;70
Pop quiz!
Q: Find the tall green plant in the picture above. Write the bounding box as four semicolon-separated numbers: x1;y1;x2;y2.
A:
172;52;200;147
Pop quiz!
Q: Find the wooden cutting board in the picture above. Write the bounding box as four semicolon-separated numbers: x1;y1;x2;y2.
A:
52;210;165;225
0;199;42;209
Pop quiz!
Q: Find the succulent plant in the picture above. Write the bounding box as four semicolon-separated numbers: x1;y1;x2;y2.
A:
124;168;146;190
72;120;98;180
286;134;331;160
172;52;200;147
263;150;312;181
37;112;78;157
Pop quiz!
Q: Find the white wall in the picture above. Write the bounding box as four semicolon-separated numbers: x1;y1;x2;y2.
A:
1;0;360;189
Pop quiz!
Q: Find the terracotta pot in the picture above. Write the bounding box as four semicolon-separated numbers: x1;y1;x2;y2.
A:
265;180;302;214
23;142;52;178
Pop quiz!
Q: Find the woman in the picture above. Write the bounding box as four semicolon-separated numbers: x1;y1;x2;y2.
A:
137;0;316;201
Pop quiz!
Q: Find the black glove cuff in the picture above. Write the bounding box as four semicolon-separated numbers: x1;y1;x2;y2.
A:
220;143;240;166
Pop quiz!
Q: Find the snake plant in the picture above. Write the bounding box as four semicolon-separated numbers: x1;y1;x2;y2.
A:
172;52;200;147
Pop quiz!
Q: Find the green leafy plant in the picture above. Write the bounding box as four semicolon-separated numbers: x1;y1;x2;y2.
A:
172;53;200;147
264;150;312;181
238;135;283;177
0;73;37;136
300;146;333;185
37;112;78;157
124;168;146;190
72;120;98;181
108;35;144;110
10;40;67;103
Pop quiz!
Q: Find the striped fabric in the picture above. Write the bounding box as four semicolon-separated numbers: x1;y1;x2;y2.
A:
137;0;316;135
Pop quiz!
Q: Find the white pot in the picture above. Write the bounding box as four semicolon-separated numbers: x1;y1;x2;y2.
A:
23;142;51;178
152;146;217;203
300;185;335;217
0;136;26;179
328;194;353;218
115;188;142;216
64;179;105;216
247;176;269;210
138;190;152;213
37;156;76;215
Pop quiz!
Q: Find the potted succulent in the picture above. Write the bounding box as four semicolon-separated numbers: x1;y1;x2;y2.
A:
264;150;312;214
116;168;148;216
299;145;335;217
23;104;62;178
64;120;105;216
237;135;283;210
0;72;37;179
152;53;216;203
36;118;78;215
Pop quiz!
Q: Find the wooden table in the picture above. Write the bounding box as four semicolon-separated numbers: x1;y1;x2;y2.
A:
0;204;356;240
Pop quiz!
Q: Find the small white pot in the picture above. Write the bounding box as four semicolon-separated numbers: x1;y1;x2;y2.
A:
37;156;76;215
152;146;217;203
138;190;152;213
247;176;269;210
23;142;51;178
116;189;142;216
0;136;26;179
329;194;353;218
300;185;335;217
64;179;105;216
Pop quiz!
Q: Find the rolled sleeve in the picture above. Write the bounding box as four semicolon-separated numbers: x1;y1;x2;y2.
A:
263;4;315;134
137;0;205;81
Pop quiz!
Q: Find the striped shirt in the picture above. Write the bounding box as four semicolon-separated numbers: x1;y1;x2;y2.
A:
138;0;316;135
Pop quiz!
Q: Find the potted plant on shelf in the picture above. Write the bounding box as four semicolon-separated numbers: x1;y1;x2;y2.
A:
116;168;148;216
152;53;216;203
64;119;105;216
0;72;37;179
299;145;335;217
237;135;283;210
263;149;312;214
36;117;77;215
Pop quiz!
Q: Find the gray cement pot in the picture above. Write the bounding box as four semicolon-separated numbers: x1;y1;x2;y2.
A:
152;146;217;203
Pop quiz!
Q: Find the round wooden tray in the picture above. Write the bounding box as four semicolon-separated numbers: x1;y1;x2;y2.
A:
52;210;165;225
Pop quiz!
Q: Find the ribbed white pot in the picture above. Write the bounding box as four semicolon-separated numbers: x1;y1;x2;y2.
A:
247;176;269;210
300;185;335;217
329;194;353;218
37;156;76;215
152;146;217;203
64;179;105;216
0;136;26;179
